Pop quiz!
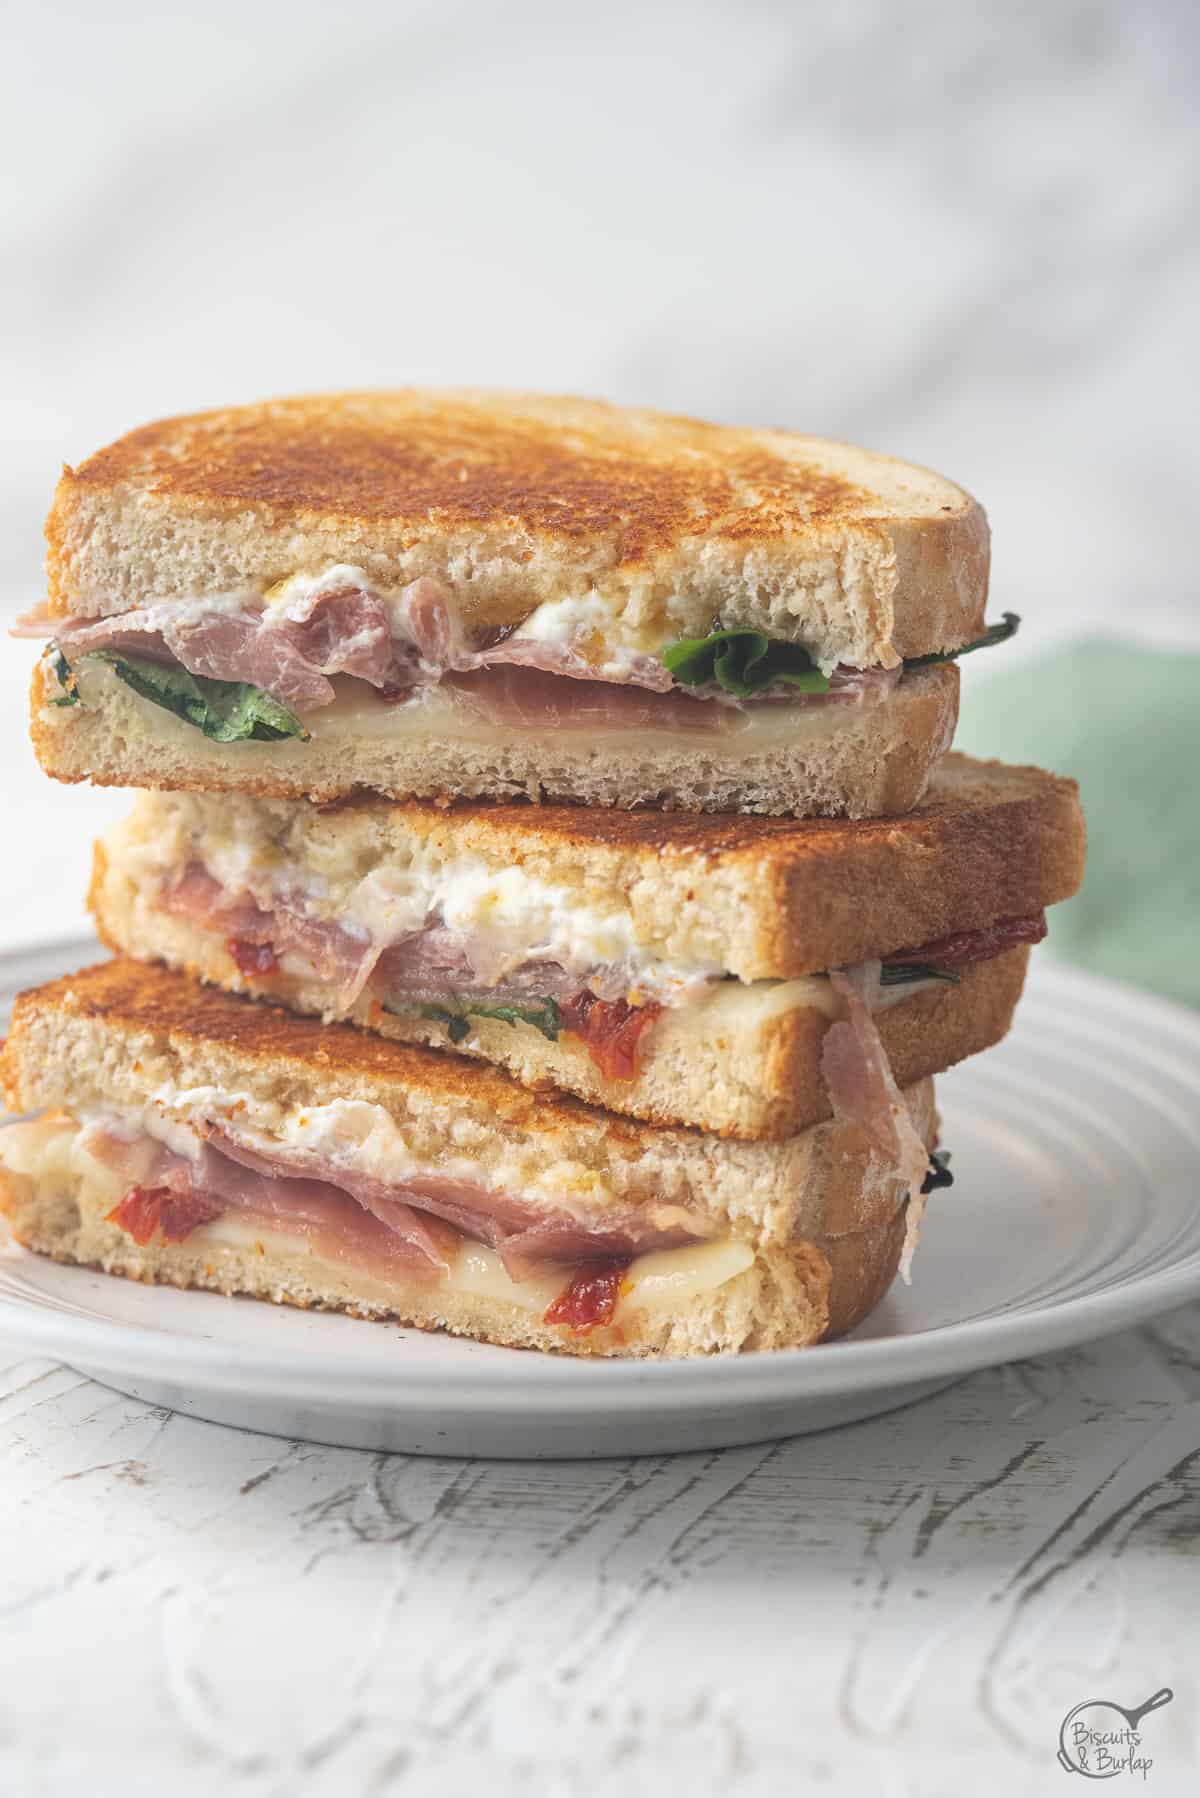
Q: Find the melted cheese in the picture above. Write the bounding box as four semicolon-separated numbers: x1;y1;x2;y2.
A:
302;677;860;749
0;1119;755;1320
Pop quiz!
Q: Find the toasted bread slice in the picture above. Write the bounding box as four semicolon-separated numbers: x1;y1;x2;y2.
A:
32;650;959;818
0;1123;910;1359
46;390;988;669
90;818;1032;1138
0;961;938;1357
89;752;1086;982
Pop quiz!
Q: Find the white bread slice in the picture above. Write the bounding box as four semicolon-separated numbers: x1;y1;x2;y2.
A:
33;653;958;818
0;962;938;1357
45;390;989;671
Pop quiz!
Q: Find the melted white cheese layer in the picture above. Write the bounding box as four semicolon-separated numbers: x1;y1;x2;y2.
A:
301;677;861;748
0;1118;755;1320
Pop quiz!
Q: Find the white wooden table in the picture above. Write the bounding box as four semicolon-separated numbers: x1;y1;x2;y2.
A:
1;1307;1195;1797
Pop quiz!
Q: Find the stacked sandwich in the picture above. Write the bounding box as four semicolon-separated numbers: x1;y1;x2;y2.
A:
0;393;1085;1355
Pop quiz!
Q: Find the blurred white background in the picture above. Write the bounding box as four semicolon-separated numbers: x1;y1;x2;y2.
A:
1;0;1198;942
3;0;1198;634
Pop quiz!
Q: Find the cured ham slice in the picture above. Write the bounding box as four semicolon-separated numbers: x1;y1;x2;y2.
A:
228;940;280;977
822;965;932;1282
374;931;583;1009
35;572;902;718
52;586;418;712
88;1125;455;1277
156;865;670;1076
204;1128;707;1281
91;1113;707;1276
440;666;731;732
402;579;675;691
161;863;377;1000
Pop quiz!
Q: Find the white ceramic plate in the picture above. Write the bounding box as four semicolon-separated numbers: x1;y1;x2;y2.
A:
1;938;1199;1458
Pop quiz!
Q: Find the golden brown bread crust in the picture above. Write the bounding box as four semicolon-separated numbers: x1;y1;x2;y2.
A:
55;394;874;548
44;389;989;662
819;1208;907;1339
748;752;1082;974
1;955;635;1142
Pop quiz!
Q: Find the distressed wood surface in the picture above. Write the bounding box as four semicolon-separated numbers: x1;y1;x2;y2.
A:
0;1311;1195;1797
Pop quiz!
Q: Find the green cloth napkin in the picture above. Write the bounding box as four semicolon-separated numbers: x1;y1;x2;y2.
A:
954;640;1200;1009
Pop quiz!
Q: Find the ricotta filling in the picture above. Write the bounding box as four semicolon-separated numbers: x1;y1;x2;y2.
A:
108;800;942;1017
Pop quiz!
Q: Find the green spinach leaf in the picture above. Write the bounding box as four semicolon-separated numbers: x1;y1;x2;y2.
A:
49;646;79;706
661;629;830;697
878;962;961;988
921;1150;954;1194
86;652;308;743
903;613;1021;670
395;997;563;1044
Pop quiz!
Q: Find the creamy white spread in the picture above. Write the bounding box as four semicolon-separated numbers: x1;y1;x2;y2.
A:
266;567;665;672
111;797;725;998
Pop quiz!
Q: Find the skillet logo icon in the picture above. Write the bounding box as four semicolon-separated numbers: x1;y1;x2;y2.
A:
1057;1688;1173;1779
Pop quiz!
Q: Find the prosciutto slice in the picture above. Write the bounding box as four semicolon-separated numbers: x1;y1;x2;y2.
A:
403;580;675;692
33;572;900;719
374;931;584;1009
157;864;669;1075
52;585;418;712
204;1127;707;1281
87;1125;458;1278
89;1116;708;1285
161;863;378;1001
440;666;731;732
822;965;933;1283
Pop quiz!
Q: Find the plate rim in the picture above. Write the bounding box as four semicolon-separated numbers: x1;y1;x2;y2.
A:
1;948;1199;1409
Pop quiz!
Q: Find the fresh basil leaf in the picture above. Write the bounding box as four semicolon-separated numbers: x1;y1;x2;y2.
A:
49;646;79;706
921;1150;954;1194
399;997;562;1044
86;652;308;743
662;629;830;697
904;613;1020;671
412;1004;471;1044
469;998;562;1041
879;962;961;987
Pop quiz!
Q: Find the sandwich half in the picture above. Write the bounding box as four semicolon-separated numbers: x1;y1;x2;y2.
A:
27;390;1001;817
89;754;1086;1139
0;961;946;1358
